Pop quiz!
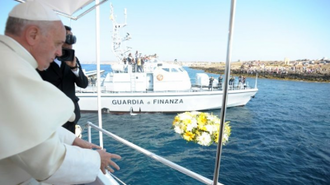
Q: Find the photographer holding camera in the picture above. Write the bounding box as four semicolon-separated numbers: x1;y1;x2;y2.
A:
38;25;88;134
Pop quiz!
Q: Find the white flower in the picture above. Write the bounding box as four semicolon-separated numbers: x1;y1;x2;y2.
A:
197;132;212;146
223;134;228;142
209;116;220;124
174;126;183;134
186;120;198;131
205;124;217;134
178;113;191;120
190;111;199;115
191;119;197;125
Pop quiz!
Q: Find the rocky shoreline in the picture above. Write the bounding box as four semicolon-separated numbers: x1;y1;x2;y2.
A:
190;67;330;82
178;60;330;83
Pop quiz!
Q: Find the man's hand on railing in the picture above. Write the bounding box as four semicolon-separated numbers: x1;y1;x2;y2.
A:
97;149;121;174
72;137;102;150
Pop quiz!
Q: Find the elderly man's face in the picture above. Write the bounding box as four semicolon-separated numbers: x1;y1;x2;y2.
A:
35;21;66;70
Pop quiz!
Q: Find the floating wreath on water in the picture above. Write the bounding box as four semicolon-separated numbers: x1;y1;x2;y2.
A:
172;112;231;146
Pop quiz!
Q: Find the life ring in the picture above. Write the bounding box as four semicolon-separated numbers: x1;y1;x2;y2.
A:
156;74;163;81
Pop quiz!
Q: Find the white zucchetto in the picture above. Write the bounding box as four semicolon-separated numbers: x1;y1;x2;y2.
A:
9;1;60;21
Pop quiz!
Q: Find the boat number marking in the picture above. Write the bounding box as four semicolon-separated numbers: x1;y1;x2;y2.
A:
157;74;163;81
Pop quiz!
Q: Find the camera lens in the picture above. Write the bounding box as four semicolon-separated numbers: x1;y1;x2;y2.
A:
65;35;76;45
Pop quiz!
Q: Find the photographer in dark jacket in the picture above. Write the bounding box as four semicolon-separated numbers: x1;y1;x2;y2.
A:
37;25;88;134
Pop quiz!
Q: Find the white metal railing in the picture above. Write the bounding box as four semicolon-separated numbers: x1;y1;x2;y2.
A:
86;121;222;185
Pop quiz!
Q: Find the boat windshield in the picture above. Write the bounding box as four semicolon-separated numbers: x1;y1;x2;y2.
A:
178;67;185;72
162;68;170;72
171;68;180;72
161;67;184;73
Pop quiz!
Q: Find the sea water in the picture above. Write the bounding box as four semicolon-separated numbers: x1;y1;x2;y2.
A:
79;64;330;185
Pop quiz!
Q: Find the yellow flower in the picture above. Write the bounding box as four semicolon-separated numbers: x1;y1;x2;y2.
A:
214;131;219;142
182;118;191;125
197;113;207;125
173;116;180;125
198;125;207;131
183;131;195;141
213;121;231;144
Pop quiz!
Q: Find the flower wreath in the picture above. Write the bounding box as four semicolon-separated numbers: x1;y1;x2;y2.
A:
172;112;231;146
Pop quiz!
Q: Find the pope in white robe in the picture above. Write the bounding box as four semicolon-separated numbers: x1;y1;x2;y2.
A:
0;2;120;185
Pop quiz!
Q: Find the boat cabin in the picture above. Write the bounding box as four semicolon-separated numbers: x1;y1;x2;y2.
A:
103;62;192;92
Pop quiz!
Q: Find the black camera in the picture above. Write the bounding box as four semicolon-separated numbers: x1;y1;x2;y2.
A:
65;34;76;45
57;48;75;61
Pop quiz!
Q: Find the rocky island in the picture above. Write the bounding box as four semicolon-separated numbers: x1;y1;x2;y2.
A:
175;59;330;82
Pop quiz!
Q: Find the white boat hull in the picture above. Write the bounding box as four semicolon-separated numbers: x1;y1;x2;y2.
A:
77;88;258;113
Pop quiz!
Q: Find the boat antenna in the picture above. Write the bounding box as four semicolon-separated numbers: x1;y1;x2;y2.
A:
212;0;236;184
124;7;127;25
110;3;131;62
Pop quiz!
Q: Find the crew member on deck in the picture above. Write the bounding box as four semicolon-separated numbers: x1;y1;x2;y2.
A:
37;25;88;134
209;76;215;90
218;75;223;89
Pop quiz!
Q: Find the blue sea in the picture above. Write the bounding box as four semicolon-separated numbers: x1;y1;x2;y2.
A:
79;64;330;185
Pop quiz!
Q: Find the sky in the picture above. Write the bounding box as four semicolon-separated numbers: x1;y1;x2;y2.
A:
1;0;329;63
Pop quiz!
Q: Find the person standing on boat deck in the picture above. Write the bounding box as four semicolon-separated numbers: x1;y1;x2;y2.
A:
137;53;143;73
141;55;145;72
134;50;139;72
135;50;139;62
229;76;235;89
238;75;243;89
243;76;247;89
218;75;223;89
37;25;88;134
209;76;214;90
127;52;133;65
127;53;133;73
131;54;136;73
0;2;121;185
123;56;128;72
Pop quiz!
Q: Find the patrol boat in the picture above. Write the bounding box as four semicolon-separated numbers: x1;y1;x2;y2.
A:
77;60;258;113
76;3;258;113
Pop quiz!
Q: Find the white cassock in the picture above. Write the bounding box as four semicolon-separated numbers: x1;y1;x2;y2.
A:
0;35;100;184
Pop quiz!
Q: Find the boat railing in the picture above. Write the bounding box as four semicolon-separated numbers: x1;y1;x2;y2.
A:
85;121;223;185
76;86;256;94
191;76;257;91
191;82;254;91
